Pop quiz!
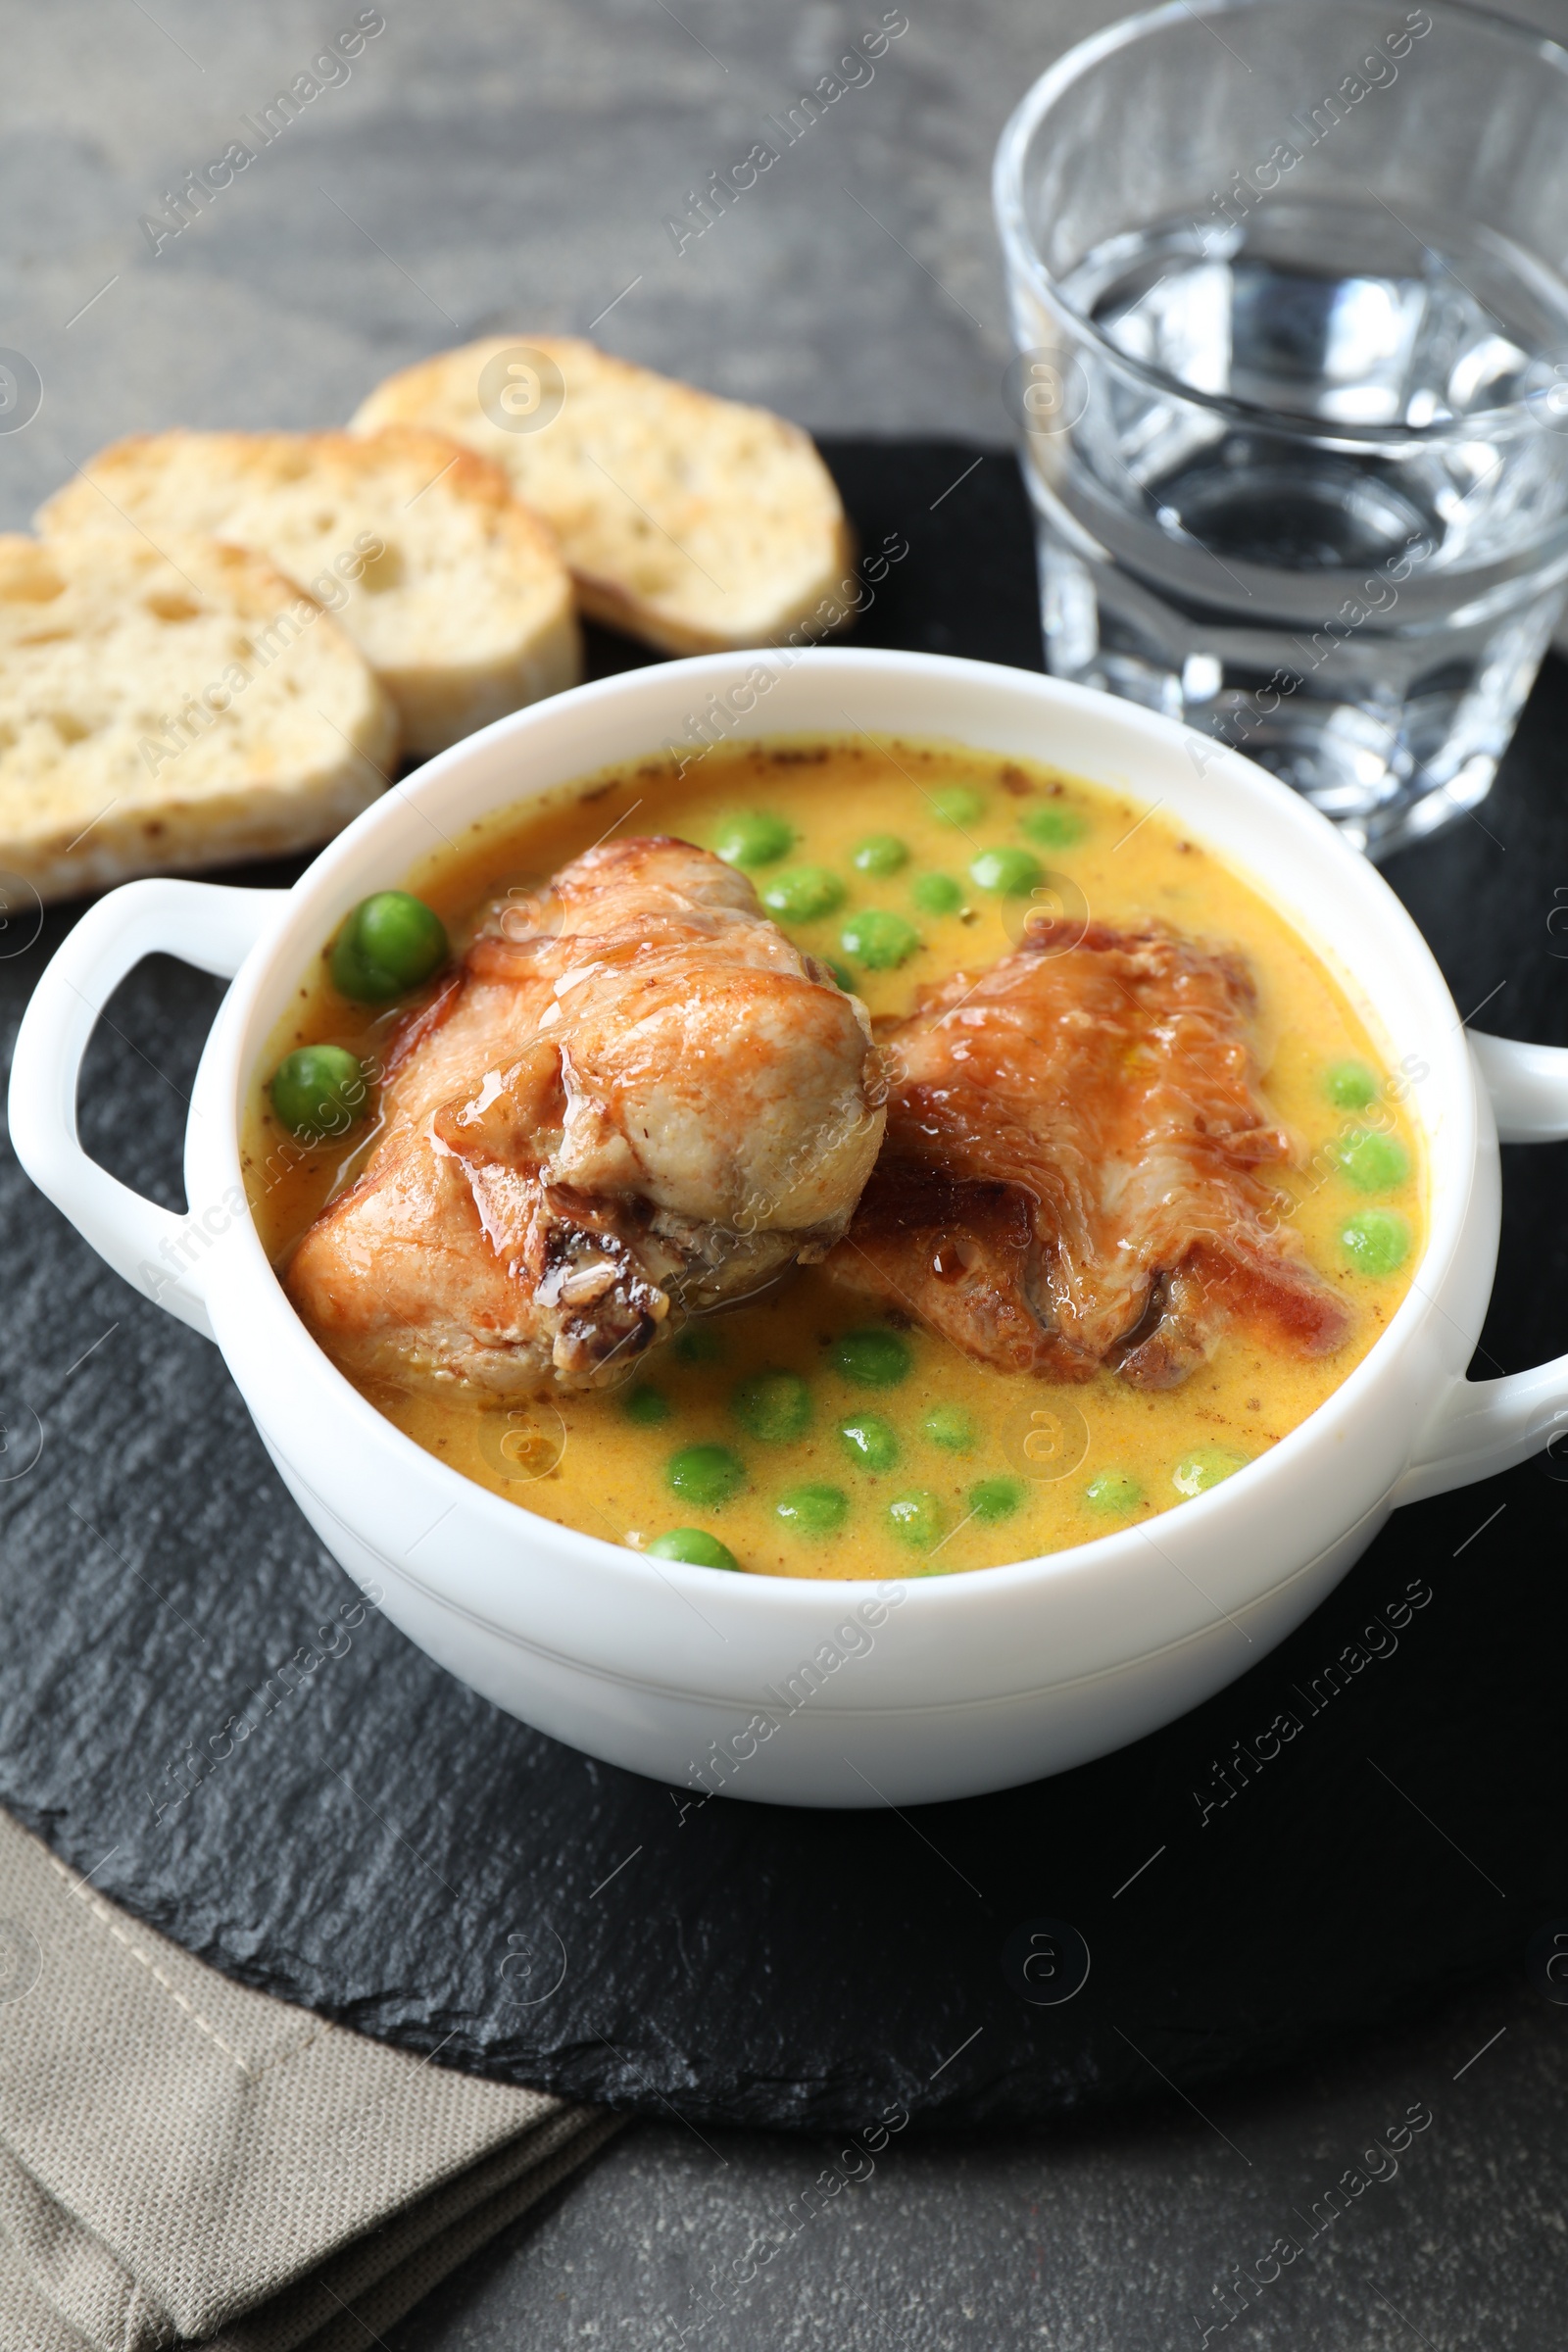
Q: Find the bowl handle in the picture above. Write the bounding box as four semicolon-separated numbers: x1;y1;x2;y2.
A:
1395;1029;1568;1503
7;878;284;1342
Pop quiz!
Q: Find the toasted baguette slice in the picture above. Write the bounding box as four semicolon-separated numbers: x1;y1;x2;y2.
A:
350;336;856;656
37;427;580;757
0;534;398;903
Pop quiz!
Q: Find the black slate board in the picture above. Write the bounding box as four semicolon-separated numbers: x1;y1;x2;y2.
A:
2;440;1565;2132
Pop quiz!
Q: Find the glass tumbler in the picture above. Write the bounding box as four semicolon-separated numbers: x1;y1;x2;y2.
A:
994;0;1568;855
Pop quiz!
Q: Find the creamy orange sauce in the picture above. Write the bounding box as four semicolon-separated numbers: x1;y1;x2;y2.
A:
245;738;1422;1579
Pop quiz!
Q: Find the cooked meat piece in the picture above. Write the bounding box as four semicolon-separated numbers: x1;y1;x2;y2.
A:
286;837;885;1394
827;917;1349;1387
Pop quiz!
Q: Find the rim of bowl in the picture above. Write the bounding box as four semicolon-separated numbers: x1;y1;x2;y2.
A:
992;0;1568;449
207;649;1474;1617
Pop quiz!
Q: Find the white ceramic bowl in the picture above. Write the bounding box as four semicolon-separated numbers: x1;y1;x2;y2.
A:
13;651;1568;1807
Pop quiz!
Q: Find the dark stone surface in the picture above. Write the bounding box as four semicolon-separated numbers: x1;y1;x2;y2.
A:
1;443;1564;2136
389;1974;1568;2352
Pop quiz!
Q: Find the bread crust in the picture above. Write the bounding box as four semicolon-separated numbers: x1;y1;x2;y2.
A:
37;427;580;757
0;533;399;903
350;337;857;655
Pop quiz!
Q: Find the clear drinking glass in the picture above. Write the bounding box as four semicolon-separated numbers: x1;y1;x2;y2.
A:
994;0;1568;855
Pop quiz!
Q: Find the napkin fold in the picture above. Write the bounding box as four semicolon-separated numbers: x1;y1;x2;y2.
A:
0;1811;617;2351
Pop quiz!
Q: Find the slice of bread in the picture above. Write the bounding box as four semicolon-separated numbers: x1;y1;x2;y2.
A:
0;533;398;903
37;427;580;757
349;337;857;657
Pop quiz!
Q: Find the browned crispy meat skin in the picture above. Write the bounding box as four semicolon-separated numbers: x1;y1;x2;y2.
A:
826;918;1350;1387
286;837;885;1395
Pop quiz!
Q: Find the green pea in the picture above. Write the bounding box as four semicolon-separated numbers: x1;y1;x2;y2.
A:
330;892;447;1002
714;810;792;868
970;1476;1025;1523
622;1386;670;1427
675;1327;723;1365
841;908;920;970
270;1045;368;1140
775;1483;849;1537
832;1327;911;1387
911;872;963;916
1021;805;1087;850
1325;1059;1378;1109
838;1414;901;1472
1172;1446;1250;1497
732;1369;811;1445
1084;1471;1143;1515
922;1403;975;1454
1340;1208;1411;1277
665;1445;746;1505
648;1528;741;1571
1333;1130;1410;1193
888;1489;946;1549
929;784;985;827
969;846;1043;897
853;833;908;877
760;865;845;921
825;960;857;994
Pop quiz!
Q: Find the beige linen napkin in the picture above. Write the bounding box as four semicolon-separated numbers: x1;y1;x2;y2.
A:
0;1811;618;2352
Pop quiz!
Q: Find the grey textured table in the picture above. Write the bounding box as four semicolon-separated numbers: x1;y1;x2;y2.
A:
5;3;1568;2346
